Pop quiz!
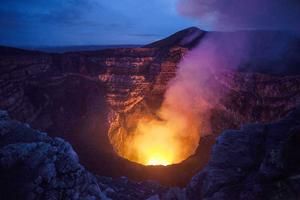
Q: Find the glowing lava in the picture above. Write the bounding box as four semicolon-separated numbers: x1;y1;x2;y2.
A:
122;111;200;166
147;157;170;166
131;119;179;166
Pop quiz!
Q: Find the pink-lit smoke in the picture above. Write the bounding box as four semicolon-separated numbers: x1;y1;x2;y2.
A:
126;0;300;165
178;0;300;31
126;32;251;165
163;0;300;141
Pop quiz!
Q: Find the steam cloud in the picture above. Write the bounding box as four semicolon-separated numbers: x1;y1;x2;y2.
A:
125;0;300;165
167;0;300;141
128;33;251;165
178;0;300;31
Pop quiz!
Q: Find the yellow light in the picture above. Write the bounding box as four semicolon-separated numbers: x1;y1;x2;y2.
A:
120;115;200;166
147;157;170;166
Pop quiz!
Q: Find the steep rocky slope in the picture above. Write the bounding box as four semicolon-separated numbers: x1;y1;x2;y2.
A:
0;27;300;186
0;110;166;200
144;27;205;49
0;110;106;200
1;106;299;200
187;107;300;200
0;47;52;122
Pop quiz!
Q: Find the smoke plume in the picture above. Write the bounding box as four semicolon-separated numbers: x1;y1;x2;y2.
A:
124;0;300;166
178;0;300;31
178;0;300;30
126;33;251;165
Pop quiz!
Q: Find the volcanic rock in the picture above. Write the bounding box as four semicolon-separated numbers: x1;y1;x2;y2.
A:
187;107;300;200
0;110;166;200
1;27;300;186
0;110;106;199
144;27;205;49
1;106;300;199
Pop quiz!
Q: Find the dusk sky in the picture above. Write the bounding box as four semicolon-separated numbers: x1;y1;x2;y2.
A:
0;0;197;46
1;0;300;47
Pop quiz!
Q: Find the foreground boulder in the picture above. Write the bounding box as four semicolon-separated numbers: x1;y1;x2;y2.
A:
0;110;165;200
0;110;108;199
187;107;300;200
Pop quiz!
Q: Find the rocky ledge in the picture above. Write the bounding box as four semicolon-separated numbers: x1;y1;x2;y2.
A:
187;107;300;200
1;106;300;200
0;110;166;200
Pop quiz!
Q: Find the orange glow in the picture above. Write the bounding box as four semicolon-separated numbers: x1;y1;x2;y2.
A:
109;80;205;166
131;119;180;166
121;110;200;166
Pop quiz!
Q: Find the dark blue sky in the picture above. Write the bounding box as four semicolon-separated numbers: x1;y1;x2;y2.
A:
0;0;196;46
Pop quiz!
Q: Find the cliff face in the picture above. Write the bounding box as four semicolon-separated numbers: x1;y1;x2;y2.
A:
0;47;52;122
99;56;300;185
98;47;186;157
100;55;300;163
209;71;300;135
0;27;300;186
